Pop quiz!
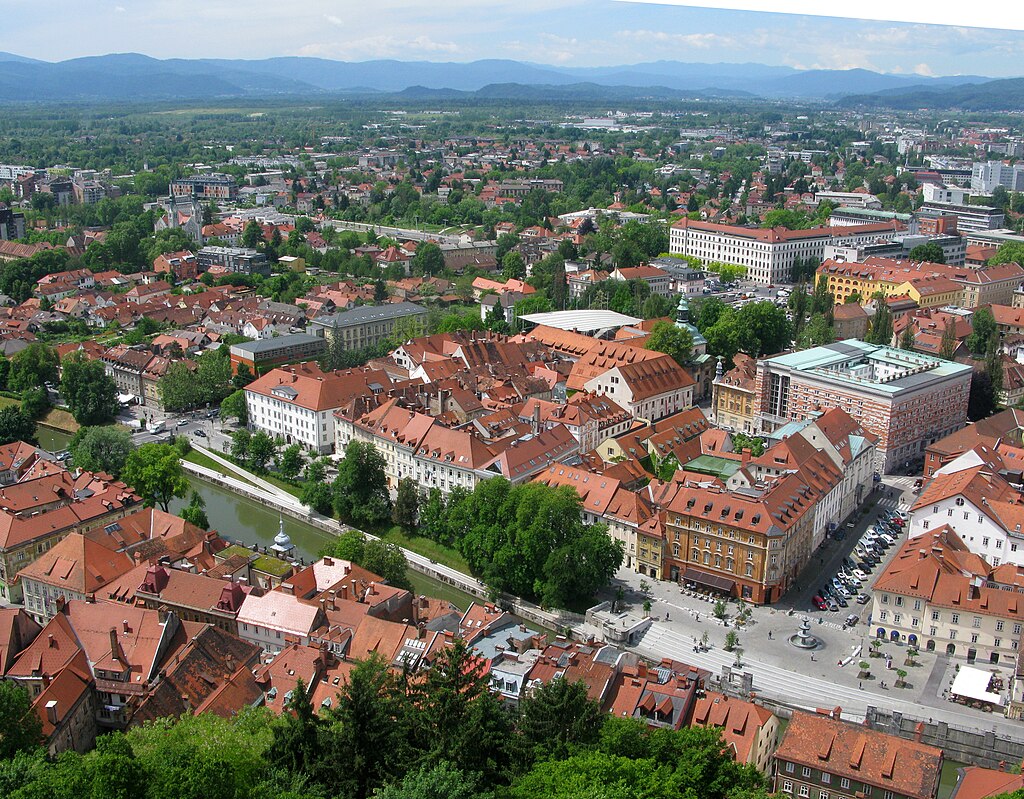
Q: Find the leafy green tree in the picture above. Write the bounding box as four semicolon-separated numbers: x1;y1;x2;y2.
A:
968;307;996;355
868;296;893;345
501;251;526;281
0;681;42;759
374;761;484;799
301;481;334;516
731;433;766;456
515;677;604;769
268;679;320;775
18;387;50;421
796;314;834;349
939;321;959;361
413;242;445;277
908;242;945;264
277;443;305;481
0;407;36;446
362;540;411;591
318;656;412;799
231;428;252;462
392;477;419;533
644;321;693;367
304;458;327;484
60;352;120;425
735;302;791;356
639;293;672;320
988;242;1024;266
122;442;189;511
899;325;916;350
232;362;256;390
247;431;276;473
322;528;366;563
332;440;392;527
89;734;145;799
220;389;249;425
987;335;1005;406
179;490;209;530
69;425;134;477
8;343;58;393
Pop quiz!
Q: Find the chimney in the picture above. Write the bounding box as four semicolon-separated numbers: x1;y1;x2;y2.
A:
998;761;1006;772
340;583;348;601
532;403;541;435
741;447;751;465
122;619;130;633
47;634;56;648
45;700;58;726
324;556;333;567
419;594;428;609
281;582;294;595
109;628;119;657
914;722;924;743
327;590;337;611
225;654;235;673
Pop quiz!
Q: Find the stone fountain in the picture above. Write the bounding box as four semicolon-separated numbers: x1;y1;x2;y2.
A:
789;617;820;650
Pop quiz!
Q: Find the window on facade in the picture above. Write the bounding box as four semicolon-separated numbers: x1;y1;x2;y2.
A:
786;762;795;774
1015;624;1022;635
932;611;940;621
782;781;793;794
997;620;1004;632
951;613;960;624
840;779;850;790
972;617;981;628
798;787;809;798
802;768;811;778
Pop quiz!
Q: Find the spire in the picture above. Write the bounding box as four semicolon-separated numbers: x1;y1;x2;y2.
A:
271;515;294;557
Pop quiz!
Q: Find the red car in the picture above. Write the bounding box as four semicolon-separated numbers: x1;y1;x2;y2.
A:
891;517;905;528
812;595;827;610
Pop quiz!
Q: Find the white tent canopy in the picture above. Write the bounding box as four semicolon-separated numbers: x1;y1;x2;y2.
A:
950;665;1004;706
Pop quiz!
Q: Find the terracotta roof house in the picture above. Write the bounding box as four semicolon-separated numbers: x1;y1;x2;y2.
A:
773;711;943;799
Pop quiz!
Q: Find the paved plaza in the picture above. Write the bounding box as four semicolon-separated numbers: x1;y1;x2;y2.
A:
602;475;1024;740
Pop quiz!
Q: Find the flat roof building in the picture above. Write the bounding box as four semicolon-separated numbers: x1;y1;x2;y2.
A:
229;333;326;375
754;340;973;473
309;302;428;352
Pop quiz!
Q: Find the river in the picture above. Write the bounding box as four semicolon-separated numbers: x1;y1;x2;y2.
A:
36;425;73;453
171;475;480;609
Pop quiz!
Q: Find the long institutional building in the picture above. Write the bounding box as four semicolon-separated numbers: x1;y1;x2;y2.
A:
753;341;973;473
668;218;905;284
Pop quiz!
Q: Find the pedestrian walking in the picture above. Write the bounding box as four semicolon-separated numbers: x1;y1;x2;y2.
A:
767;630;772;640
859;682;863;690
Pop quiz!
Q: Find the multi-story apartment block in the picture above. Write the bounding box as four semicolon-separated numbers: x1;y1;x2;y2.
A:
196;245;270;277
229;333;327;376
669;218;904;285
712;354;757;432
0;204;26;241
920;184;1005;233
573;350;695;423
245;362;393;454
754;341;973;473
663;464;834;603
909;454;1024;568
874;525;1024;665
971;160;1024;195
773;711;943;799
309;302;428;352
610;264;674;297
170;173;238;201
818;257;1024;309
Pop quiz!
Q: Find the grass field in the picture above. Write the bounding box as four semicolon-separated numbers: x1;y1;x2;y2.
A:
40;408;79;433
183;450;259;487
375;524;471;573
0;395;20;410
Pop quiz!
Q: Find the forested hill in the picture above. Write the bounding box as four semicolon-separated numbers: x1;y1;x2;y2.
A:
837;76;1024;111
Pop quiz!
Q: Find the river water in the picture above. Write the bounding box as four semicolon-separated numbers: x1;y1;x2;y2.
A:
170;475;479;609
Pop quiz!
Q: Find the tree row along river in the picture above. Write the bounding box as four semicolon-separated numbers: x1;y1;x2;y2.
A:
170;474;480;610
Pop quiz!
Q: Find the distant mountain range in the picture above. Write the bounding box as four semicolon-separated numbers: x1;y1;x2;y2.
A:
839;76;1024;111
0;51;1006;104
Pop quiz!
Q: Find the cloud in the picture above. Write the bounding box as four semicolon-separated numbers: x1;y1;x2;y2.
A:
325;14;342;26
619;29;734;48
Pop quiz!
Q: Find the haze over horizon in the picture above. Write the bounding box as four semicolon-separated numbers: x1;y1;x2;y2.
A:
2;0;1023;79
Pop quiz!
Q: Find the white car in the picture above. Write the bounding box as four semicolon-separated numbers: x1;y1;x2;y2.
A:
852;569;868;581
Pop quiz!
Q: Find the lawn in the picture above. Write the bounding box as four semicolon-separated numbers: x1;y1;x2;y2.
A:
183;450;259;487
40;408;79;433
375;524;471;573
0;395;20;410
256;471;304;499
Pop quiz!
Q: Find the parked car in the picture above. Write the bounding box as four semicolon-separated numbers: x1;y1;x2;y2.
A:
835;594;849;608
813;595;827;610
176;419;188;427
845;613;859;626
194;429;207;438
856;594;871;605
852;569;868;581
827;599;839;612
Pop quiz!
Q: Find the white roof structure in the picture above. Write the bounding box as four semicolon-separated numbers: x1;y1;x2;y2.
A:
519;309;642;336
950;665;1004;705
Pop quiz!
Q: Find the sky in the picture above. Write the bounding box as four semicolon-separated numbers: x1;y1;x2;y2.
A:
2;0;1023;78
